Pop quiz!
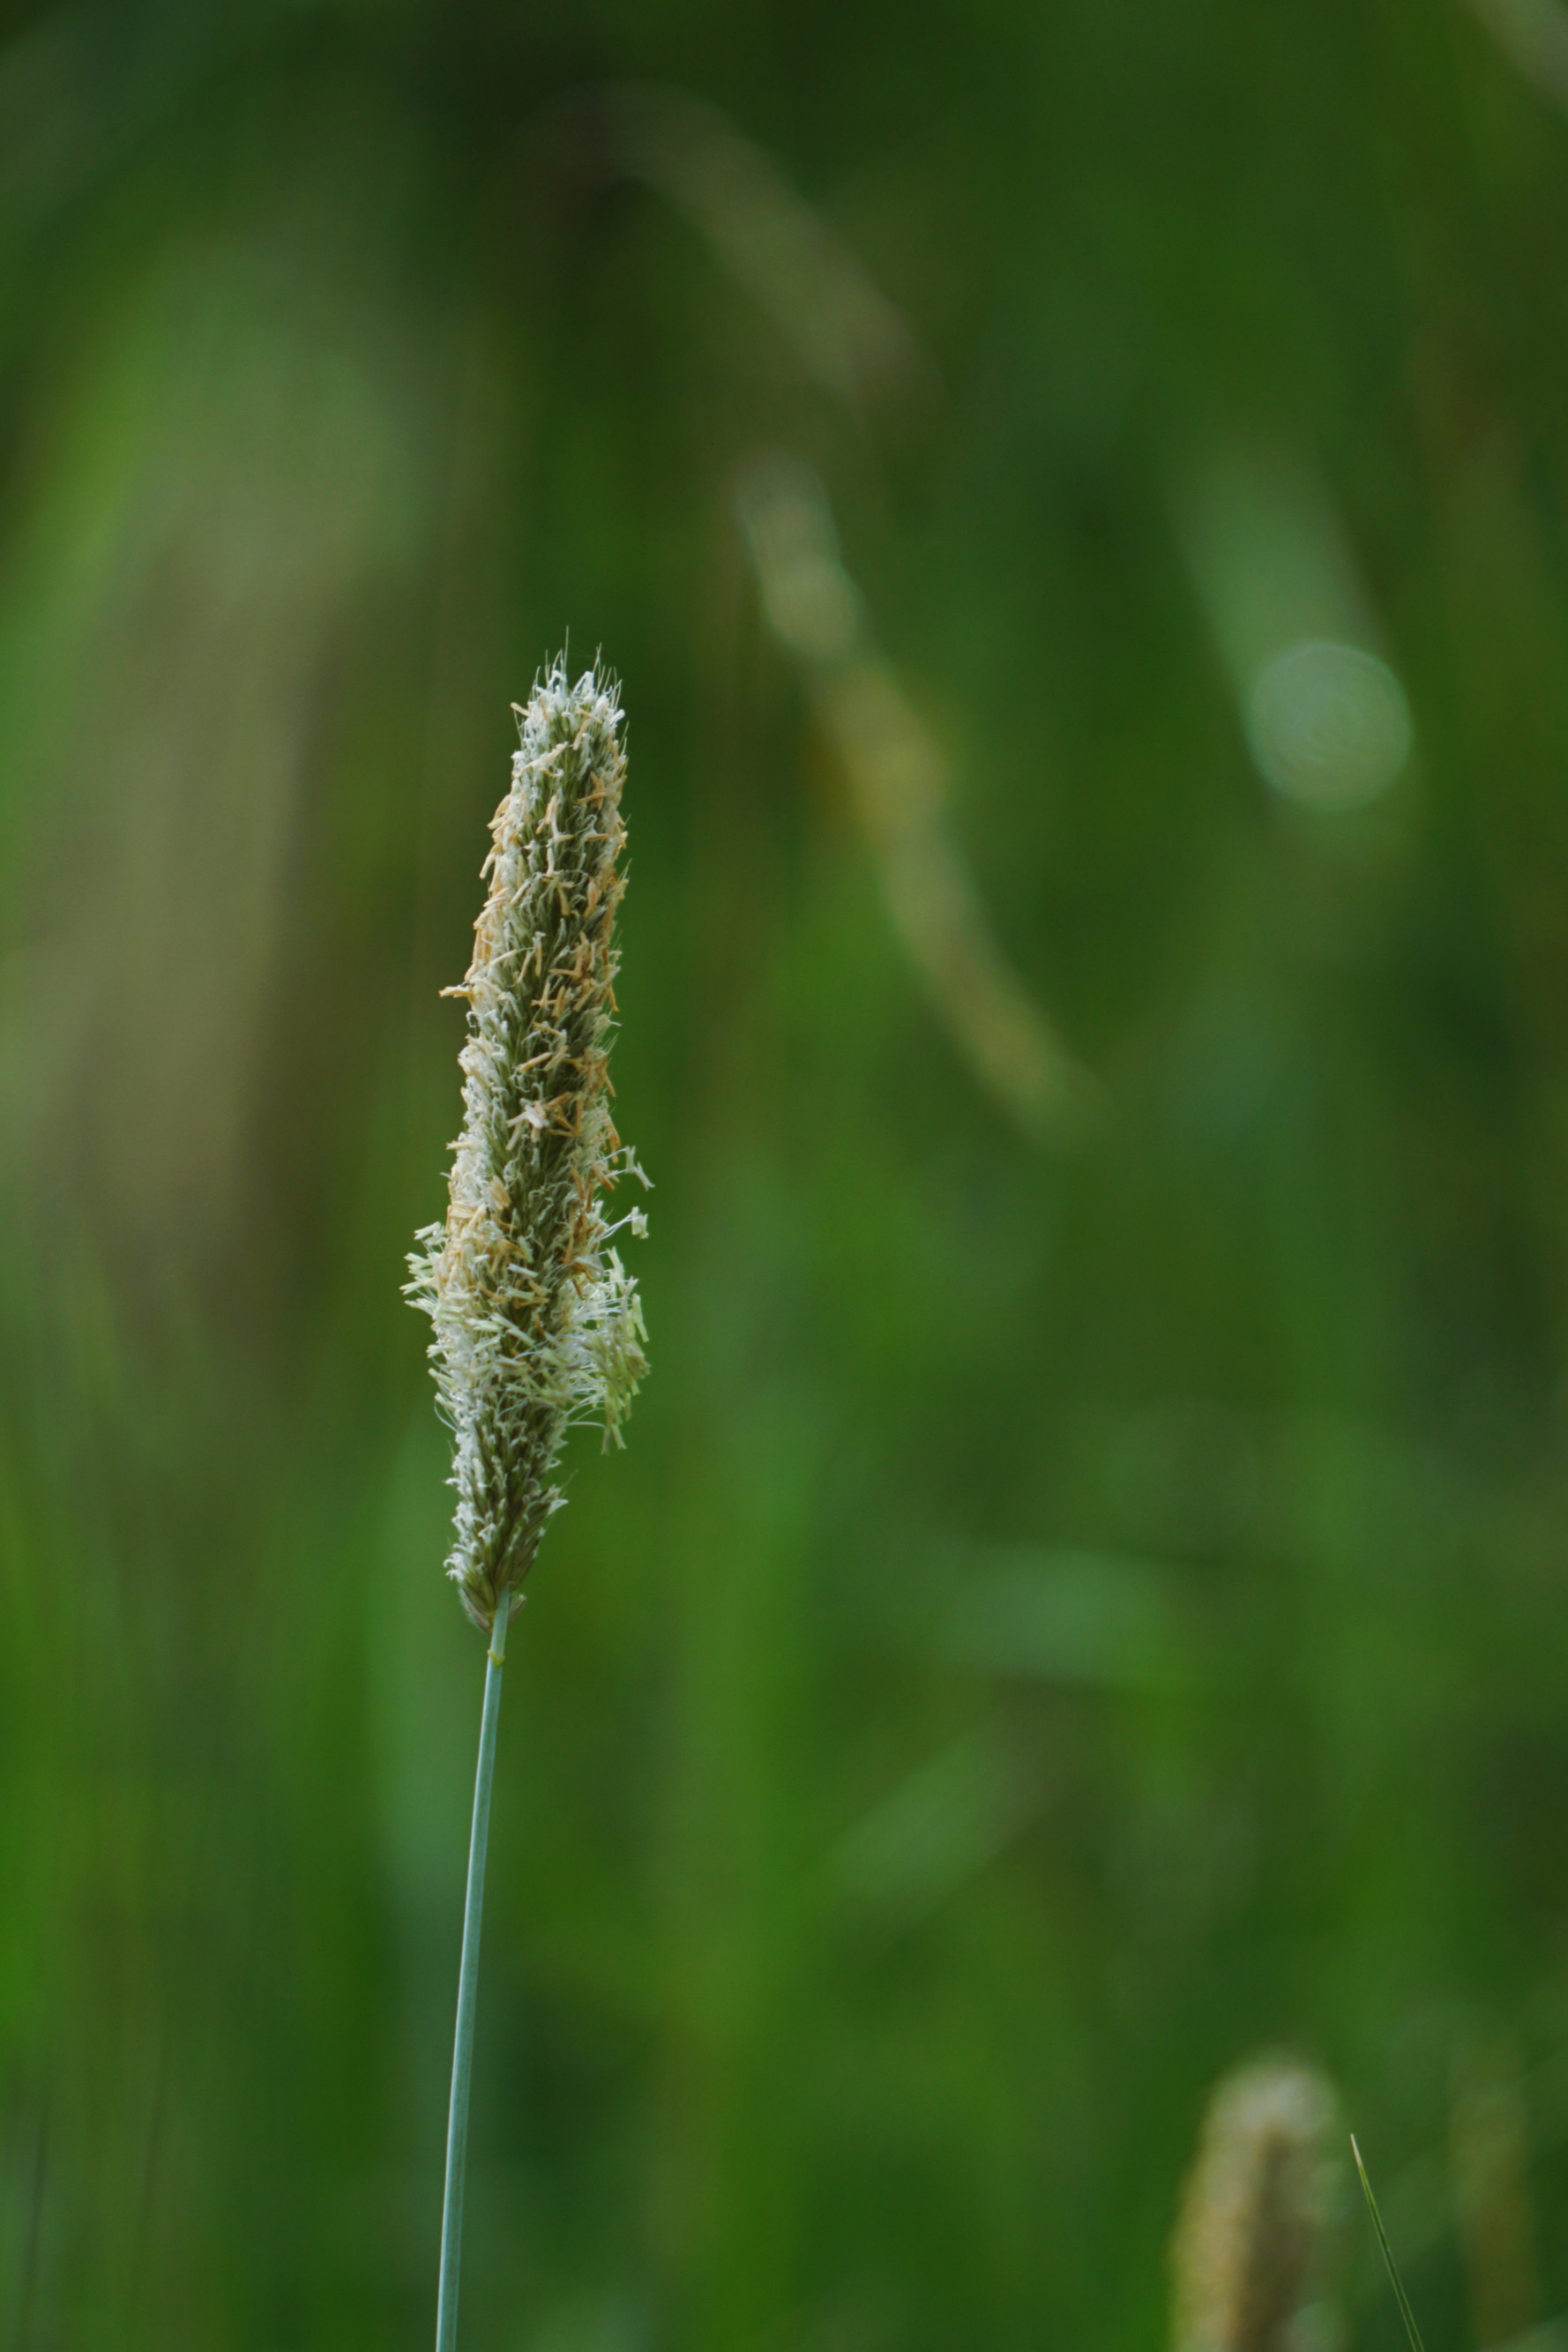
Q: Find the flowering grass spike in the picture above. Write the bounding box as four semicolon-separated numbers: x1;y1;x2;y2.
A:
408;657;649;1633
410;657;648;2352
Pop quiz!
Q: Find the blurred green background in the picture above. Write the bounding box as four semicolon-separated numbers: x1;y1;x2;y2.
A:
4;1;1568;2346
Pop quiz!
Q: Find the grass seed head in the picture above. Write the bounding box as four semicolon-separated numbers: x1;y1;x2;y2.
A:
1171;2058;1340;2352
407;656;649;1631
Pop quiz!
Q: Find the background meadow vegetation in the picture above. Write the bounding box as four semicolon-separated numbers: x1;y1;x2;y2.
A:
3;0;1568;2345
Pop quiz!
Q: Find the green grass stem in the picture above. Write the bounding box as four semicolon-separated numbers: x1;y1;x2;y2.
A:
1351;2133;1427;2352
436;1606;511;2352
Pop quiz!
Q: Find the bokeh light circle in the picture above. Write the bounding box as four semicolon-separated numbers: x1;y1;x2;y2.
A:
1245;639;1413;810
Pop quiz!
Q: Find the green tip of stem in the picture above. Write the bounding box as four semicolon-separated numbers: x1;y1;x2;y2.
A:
1350;2133;1428;2352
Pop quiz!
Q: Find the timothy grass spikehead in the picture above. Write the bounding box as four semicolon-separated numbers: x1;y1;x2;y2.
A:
407;656;649;1632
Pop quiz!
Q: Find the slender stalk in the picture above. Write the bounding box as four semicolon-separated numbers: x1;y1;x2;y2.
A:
1351;2134;1428;2352
436;1604;511;2352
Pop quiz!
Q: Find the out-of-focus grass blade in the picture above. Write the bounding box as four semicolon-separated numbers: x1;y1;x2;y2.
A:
1352;2134;1428;2352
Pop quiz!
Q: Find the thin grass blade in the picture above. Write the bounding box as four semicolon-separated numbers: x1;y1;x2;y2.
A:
1351;2133;1428;2352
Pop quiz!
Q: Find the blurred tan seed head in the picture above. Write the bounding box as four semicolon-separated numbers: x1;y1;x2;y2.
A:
1171;2058;1340;2352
